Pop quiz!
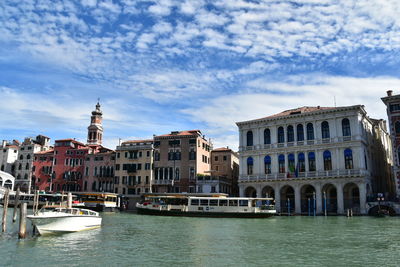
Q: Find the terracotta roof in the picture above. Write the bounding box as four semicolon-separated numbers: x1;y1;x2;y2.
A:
212;147;232;152
55;139;86;146
122;139;153;144
156;130;202;138
261;106;336;120
6;145;19;149
35;150;54;155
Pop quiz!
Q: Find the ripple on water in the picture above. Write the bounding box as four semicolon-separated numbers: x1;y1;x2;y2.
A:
1;212;400;266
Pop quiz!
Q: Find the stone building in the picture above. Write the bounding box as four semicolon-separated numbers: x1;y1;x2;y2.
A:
114;139;154;195
0;140;19;176
381;90;400;198
14;135;51;192
236;105;392;215
153;130;212;193
197;147;239;195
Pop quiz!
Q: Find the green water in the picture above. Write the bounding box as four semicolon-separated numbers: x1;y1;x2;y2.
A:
1;210;400;267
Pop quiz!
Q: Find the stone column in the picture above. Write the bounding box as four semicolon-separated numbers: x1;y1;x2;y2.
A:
274;184;281;213
256;184;262;198
359;183;367;214
239;185;245;197
294;184;301;214
336;183;344;214
315;183;322;214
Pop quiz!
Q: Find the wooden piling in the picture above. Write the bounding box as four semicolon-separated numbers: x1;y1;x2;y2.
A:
32;190;37;214
13;187;20;223
67;192;72;209
18;203;27;239
2;189;9;232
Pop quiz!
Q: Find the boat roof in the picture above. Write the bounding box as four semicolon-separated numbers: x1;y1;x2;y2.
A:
142;193;228;198
71;192;118;197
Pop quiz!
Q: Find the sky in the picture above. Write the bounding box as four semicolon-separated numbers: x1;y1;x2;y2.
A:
1;0;400;151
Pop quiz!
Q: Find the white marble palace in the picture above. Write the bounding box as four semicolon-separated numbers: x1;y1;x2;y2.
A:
236;105;393;215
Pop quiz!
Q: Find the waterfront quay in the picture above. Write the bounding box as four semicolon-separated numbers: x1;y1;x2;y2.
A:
1;209;399;267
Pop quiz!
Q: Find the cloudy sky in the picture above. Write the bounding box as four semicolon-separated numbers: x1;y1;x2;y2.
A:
1;0;400;150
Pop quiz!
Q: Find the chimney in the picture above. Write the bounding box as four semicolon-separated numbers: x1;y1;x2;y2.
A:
387;90;393;97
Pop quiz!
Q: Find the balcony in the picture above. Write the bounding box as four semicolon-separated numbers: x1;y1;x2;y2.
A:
239;169;368;182
153;179;174;185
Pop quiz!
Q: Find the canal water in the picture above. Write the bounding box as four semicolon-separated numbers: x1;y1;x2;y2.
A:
1;210;400;266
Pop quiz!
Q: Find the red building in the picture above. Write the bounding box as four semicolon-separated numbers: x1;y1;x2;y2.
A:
34;102;107;192
33;150;54;191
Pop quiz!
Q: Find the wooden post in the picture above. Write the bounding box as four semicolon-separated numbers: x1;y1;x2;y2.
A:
18;203;27;239
32;190;37;214
67;192;72;209
2;189;9;232
13;187;21;223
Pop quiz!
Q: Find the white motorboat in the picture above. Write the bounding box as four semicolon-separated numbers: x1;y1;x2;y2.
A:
27;206;102;235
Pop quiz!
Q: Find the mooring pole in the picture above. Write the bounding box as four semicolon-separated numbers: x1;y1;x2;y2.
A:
308;198;311;216
323;191;327;217
67;192;72;209
19;203;27;239
2;189;9;232
13;187;21;223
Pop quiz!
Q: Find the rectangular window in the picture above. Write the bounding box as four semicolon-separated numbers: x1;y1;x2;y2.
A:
229;200;238;206
209;199;218;206
146;151;150;157
239;200;248;207
200;199;209;206
145;176;149;184
191;199;199;205
214;156;218;161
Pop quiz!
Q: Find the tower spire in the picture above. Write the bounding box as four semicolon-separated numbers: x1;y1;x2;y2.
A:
87;101;103;145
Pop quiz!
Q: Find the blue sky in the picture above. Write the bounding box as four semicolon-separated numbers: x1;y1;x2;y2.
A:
1;0;400;150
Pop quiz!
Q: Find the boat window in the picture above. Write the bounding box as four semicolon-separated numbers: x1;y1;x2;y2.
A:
59;209;66;213
191;199;199;205
200;199;209;206
209;199;218;206
229;200;238;206
65;209;73;214
89;211;96;216
219;200;228;206
82;210;89;215
239;200;249;207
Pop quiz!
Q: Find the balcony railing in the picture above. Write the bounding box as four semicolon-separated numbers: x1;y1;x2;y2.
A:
153;179;174;185
239;169;367;182
239;135;361;152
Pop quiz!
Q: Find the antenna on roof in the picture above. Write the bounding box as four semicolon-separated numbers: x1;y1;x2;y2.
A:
334;96;336;107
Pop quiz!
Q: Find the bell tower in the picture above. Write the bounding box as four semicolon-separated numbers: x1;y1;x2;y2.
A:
87;101;103;145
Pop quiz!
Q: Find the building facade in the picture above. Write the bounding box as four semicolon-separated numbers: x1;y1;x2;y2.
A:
197;147;239;195
14;135;51;192
153;130;212;193
83;149;115;193
33;150;54;191
114;139;154;196
237;105;392;215
0;140;19;176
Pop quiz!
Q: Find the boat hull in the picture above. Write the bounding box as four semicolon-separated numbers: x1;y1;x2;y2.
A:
136;207;275;218
28;216;102;235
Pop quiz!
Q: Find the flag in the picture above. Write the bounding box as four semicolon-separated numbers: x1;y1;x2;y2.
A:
295;162;299;178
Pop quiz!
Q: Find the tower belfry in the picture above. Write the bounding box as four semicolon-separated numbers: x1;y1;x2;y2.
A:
87;101;103;145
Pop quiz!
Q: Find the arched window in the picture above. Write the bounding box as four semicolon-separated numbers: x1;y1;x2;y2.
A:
175;168;180;180
84;181;87;191
321;121;330;139
308;152;316;171
27;154;31;160
17;174;21;180
323;150;332;170
344;148;353;169
396;121;400;134
25;163;29;170
278;154;285;173
92;181;97;191
18;164;22;170
298;153;305;172
264;129;271;144
247;157;254;175
307;123;314;140
264;155;271;174
19;155;23;160
287;126;294;142
297;124;304;141
246;131;253;146
277;127;285;143
342;118;351;136
288;154;295;174
24;173;28;180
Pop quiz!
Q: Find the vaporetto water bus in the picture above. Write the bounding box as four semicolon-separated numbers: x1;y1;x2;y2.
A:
136;193;276;218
